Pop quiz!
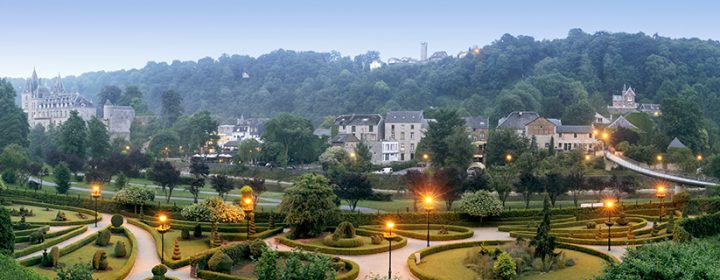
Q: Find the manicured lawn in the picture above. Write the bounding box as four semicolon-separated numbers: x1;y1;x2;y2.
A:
30;233;132;279
160;229;211;259
416;246;607;280
8;204;87;223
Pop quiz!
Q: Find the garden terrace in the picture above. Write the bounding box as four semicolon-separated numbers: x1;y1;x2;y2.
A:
359;224;474;241
407;240;618;280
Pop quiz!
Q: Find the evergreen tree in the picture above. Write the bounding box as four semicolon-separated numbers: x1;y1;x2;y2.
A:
548;136;555;155
0;79;29;150
161;90;184;126
54;162;71;194
531;194;557;271
86;116;110;159
59;111;87;159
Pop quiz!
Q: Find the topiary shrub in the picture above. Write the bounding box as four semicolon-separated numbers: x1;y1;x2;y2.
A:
616;212;630;226
586;222;597;229
193;224;202;238
330;256;346;272
29;230;45;244
667;214;675;234
332;221;356;241
181;228;190;240
50;246;60;267
95;229;111;246
151;264;168;280
54;211;67;221
91;250;109;270
438;225;449;235
208;251;232;273
249;239;268;259
370;234;383;245
322;235;365;248
114;241;127;258
171;239;181;260
40;249;53;267
0;207;14;256
110;215;124;233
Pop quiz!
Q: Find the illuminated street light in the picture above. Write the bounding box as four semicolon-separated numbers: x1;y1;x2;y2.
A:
585;155;592;161
242;197;254;240
505;154;513;162
156;214;171;264
697;154;703;161
656;185;667;223
423;196;434;247
384;221;397;279
604;200;615;251
91;185;101;227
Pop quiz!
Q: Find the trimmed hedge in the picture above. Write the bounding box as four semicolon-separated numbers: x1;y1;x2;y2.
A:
498;217;647;234
678;211;720;238
196;251;359;280
509;230;672;245
406;240;618;280
128;218;284;269
19;225;105;266
14;225;88;258
359;224;474;241
13;225;49;237
140;218;282;233
16;225;83;243
322;235;365;248
278;229;407;255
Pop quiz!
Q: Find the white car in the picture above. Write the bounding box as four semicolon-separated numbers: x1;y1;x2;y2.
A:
373;167;393;174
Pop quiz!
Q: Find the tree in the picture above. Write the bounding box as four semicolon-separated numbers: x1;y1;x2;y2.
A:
565;169;587;207
485;128;528;166
434;167;467;210
349;141;372;173
0;79;29;150
488;166;515;206
515;172;543;209
148;161;181;203
114;172;128;190
531;195;557;272
543;172;567;207
458;191;503;224
235;138;262;164
0;207;14;256
445;127;475;170
86;116;110;159
113;185;155;214
187;161;209;203
422;109;469;168
242;177;266;208
463;171;489;192
118;86;149;114
27;124;48;163
54;162;71;194
334;172;373;212
262;113;318;166
184;110;219;154
705;155;720;179
280;174;338;238
149;130;180;157
403;169;428;211
0;144;30;185
161;90;184;126
180;196;245;223
210;175;235;199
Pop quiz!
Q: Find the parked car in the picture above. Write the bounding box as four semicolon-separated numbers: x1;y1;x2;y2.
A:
373;167;393;174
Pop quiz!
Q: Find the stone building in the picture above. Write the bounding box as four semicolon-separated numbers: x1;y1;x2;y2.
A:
384;111;427;162
19;69;134;139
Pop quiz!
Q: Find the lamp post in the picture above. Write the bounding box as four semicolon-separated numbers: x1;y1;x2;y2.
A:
604;201;614;251
656;185;667;223
91;185;101;228
384;221;396;280
156;214;171;264
656;154;663;169
697;154;703;161
242;197;254;240
505;154;513;163
423;196;434;247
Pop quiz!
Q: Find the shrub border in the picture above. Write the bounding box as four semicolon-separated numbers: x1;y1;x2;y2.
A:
196;251;359;280
10;199;101;226
15;225;83;243
14;225;50;237
14;225;88;258
359;224;474;241
19;225;106;266
406;240;618;280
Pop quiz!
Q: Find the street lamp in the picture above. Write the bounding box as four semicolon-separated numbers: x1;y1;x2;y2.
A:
384;221;397;280
656;155;664;169
242;197;254;240
505;154;513;163
124;145;131;152
349;152;356;160
604;201;615;251
585;154;592;161
423;196;434;247
656;185;667;223
156;214;171;264
697;154;703;161
91;185;101;228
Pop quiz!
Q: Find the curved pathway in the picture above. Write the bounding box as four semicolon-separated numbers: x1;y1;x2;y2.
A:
123;220;191;280
18;213;112;261
605;151;717;187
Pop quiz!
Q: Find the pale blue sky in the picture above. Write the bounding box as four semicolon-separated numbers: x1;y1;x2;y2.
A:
1;0;718;78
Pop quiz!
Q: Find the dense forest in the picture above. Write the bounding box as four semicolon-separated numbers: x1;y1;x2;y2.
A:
9;29;720;131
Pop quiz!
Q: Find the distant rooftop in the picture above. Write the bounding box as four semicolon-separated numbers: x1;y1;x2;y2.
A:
385;111;424;123
463;116;489;129
557;125;593;133
497;111;540;130
335;114;382;126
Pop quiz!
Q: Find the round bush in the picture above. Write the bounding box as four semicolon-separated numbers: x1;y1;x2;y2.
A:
333;221;356;240
152;264;168;279
92;250;109;270
114;241;127;258
322;235;365;248
96;229;111;246
249;239;268;259
208;251;232;273
181;229;190;240
111;215;124;228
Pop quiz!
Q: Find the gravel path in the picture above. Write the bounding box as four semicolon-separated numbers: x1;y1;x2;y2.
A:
123;220;191;280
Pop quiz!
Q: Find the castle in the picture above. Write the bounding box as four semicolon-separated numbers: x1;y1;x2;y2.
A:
20;69;135;140
607;85;661;116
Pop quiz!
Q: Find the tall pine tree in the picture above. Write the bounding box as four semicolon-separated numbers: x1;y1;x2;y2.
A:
86;116;110;159
531;194;557;272
0;79;29;150
59;111;87;159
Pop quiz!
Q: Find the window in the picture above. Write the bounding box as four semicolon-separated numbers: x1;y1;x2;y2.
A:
400;132;405;140
411;125;415;130
559;133;563;138
400;143;405;151
369;126;373;132
352;126;356;132
401;153;405;161
588;133;592;138
574;133;577;138
410;143;415;152
410;132;414;140
342;125;346;130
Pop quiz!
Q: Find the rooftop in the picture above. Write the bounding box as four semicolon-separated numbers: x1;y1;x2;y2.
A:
335;114;383;126
463;116;489;129
385;111;424;123
557;125;593;133
497;111;540;129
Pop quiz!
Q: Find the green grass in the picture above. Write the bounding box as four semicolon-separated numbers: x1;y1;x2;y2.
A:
160;229;212;259
302;233;389;250
416;246;607;280
30;233;132;279
8;204;86;223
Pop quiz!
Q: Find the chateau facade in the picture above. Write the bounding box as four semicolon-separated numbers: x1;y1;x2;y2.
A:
20;69;134;140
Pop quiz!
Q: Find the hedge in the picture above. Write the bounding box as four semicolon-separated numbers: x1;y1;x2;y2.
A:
359;224;474;241
498;217;647;234
9;199;102;226
128;218;284;269
406;240;618;280
141;218;280;233
112;227;140;280
15;225;83;243
678;211;720;238
19;225;106;266
196;251;359;280
14;225;49;237
277;229;407;255
509;231;672;245
14;225;88;258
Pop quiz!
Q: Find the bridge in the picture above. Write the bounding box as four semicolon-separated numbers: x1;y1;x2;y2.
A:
604;151;717;187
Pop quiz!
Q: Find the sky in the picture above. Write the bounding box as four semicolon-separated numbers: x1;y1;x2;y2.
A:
2;0;719;78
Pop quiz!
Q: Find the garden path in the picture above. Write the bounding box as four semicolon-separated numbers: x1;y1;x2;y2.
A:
123;219;191;280
17;213;112;261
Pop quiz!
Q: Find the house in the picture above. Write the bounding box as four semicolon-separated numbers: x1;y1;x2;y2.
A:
369;60;383;71
556;125;597;152
331;133;360;153
335;114;383;142
593;113;612;127
384;111;426;162
608;85;661;115
638;103;661;116
525;117;557;150
667;137;687;150
497;111;541;135
464;116;489;142
607;115;639;130
216;115;265;146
